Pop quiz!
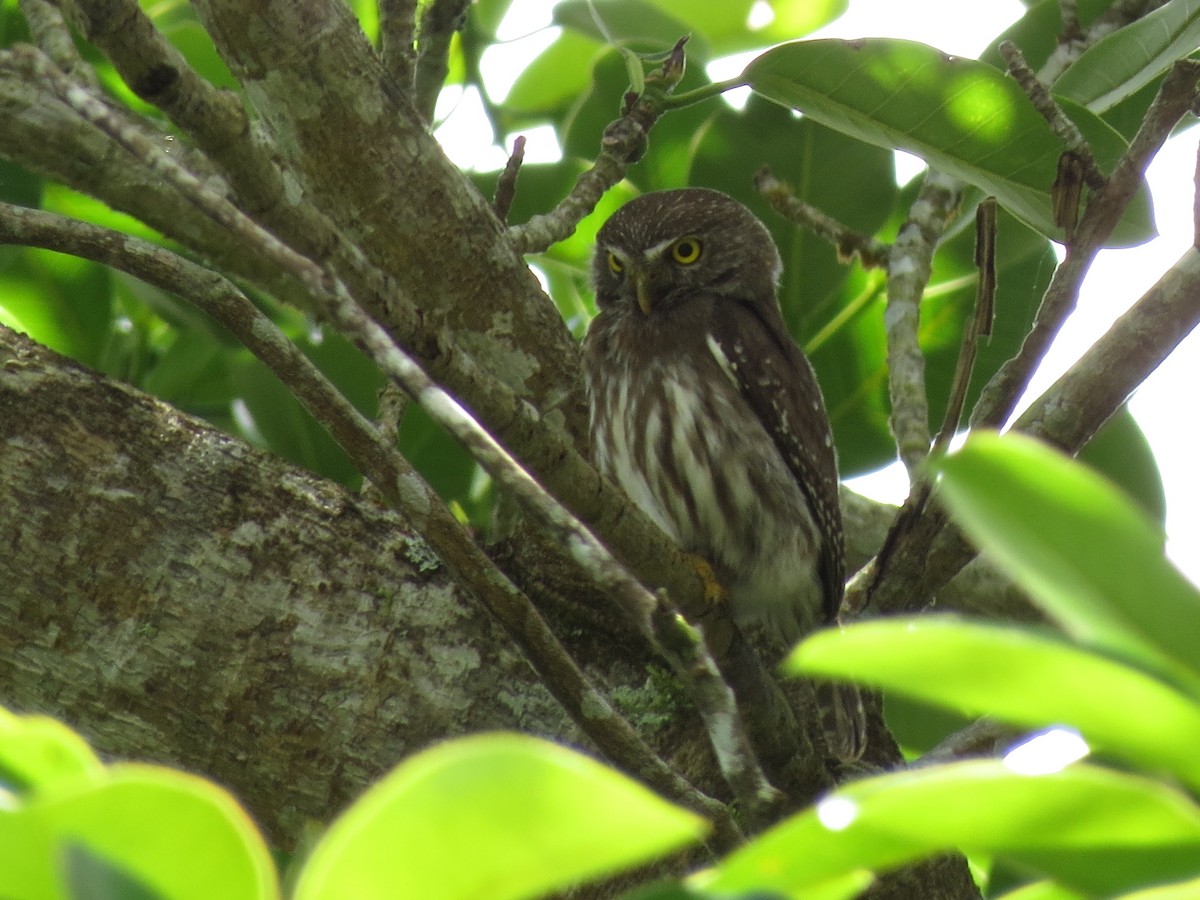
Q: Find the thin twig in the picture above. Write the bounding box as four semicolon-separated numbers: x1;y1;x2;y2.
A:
1194;136;1200;247
754;166;890;269
865;243;1200;620
0;199;746;849
493;135;526;223
934;198;997;454
972;58;1200;431
917;719;1021;766
19;0;96;85
884;170;961;480
1059;0;1082;41
413;0;470;123
376;380;410;447
999;41;1105;189
507;37;688;253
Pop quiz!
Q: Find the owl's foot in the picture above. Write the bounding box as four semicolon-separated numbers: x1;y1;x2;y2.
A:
684;552;728;611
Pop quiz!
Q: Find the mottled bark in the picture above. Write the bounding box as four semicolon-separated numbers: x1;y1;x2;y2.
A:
0;326;579;846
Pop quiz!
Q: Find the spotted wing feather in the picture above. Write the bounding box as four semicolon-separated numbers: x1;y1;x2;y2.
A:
706;299;845;620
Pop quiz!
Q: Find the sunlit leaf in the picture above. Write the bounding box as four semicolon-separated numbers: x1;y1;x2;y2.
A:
790;617;1200;789
994;880;1088;900
698;761;1200;895
1;764;277;900
743;38;1153;245
935;433;1200;695
0;709;102;796
294;733;706;900
1114;874;1200;899
1053;0;1200;113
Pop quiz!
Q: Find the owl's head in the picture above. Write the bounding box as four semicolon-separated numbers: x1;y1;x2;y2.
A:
591;188;783;317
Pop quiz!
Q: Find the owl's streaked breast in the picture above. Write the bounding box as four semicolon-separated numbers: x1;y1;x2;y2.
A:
584;302;823;641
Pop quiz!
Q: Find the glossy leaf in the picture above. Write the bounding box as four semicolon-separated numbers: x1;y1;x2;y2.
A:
64;843;169;900
1078;406;1166;524
0;709;102;796
699;761;1200;895
294;733;706;900
555;1;713;60
645;0;847;54
994;882;1087;900
742;38;1153;245
554;0;846;58
936;433;1200;695
980;0;1120;72
1116;875;1200;899
789;617;1200;789
1053;0;1200;113
1;764;278;900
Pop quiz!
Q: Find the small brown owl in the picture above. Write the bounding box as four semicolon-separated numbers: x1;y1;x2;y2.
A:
583;188;844;651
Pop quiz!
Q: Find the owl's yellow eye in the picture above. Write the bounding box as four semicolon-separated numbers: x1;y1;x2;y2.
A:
606;252;624;274
671;237;702;265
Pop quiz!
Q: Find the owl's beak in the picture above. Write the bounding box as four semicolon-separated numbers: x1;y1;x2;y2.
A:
629;270;654;316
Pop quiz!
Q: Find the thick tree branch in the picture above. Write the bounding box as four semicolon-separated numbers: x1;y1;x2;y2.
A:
0;326;571;849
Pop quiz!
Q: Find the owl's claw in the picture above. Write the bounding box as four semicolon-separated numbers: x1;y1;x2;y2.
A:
684;552;727;610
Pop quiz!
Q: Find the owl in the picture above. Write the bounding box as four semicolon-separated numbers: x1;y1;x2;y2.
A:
582;187;844;657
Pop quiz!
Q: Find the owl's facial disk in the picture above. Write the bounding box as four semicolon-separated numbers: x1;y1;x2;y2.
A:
605;234;702;316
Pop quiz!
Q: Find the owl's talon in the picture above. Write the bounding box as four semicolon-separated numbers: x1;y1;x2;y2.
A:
684;552;727;610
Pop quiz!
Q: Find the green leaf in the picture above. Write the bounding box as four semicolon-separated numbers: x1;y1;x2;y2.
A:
935;432;1200;695
1078;406;1166;524
555;1;712;61
1;764;278;900
504;31;603;113
645;0;848;55
64;843;169;900
293;733;706;900
553;0;846;58
742;38;1153;246
980;0;1118;72
1053;0;1200;113
697;761;1200;895
994;882;1087;900
0;709;102;796
789;617;1200;789
1115;875;1200;899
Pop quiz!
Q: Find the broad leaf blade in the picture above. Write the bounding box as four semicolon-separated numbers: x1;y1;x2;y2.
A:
1054;0;1200;112
15;764;278;900
742;38;1153;245
1115;875;1200;899
699;761;1200;895
789;617;1200;789
294;733;706;900
935;433;1200;695
0;709;102;796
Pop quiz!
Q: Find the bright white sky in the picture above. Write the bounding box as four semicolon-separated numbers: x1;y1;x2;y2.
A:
437;0;1200;586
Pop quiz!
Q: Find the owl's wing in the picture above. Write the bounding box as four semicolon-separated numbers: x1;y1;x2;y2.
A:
706;298;845;620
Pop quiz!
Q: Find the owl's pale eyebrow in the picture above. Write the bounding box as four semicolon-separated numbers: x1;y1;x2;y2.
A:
644;235;681;258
